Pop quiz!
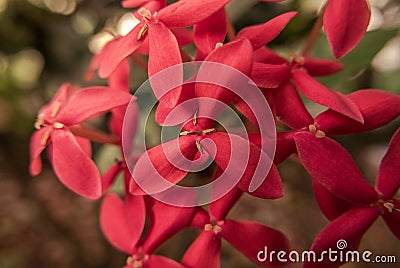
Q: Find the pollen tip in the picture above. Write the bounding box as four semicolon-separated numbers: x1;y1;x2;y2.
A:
215;42;223;49
138;7;152;20
315;130;326;138
53;122;64;129
308;124;317;133
137;24;148;40
196;140;203;154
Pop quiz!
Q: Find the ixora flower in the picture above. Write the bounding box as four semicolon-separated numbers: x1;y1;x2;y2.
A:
295;128;400;268
183;186;290;267
30;83;132;199
100;194;195;268
275;89;400;164
324;0;371;58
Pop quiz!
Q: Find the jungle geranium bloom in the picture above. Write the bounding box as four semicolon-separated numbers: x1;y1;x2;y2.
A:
30;83;132;199
100;194;195;268
183;187;290;267
295;129;400;268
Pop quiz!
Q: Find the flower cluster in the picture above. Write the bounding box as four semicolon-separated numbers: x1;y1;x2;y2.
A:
30;0;399;267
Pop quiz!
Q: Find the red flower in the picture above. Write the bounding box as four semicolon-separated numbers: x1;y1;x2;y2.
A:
182;186;290;267
295;129;400;267
100;194;195;268
30;83;132;199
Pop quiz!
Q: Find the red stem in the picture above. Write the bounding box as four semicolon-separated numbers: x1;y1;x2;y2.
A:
69;125;120;145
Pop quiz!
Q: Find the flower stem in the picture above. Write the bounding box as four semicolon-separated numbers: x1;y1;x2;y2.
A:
226;15;236;41
69;125;120;145
130;53;148;71
301;6;325;56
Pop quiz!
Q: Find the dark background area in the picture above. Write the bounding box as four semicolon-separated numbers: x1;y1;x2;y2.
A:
0;0;399;267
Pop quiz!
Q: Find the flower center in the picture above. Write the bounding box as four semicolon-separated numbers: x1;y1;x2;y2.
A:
126;251;149;268
137;8;155;40
377;200;400;213
204;220;223;234
308;124;326;138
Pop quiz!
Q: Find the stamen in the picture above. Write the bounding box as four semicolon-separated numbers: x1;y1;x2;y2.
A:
41;130;50;147
196;140;203;154
137;24;149;40
193;110;198;126
202;128;216;135
308;124;325;138
383;202;394;213
215;42;223;49
138;8;152;20
53;122;64;129
50;101;61;118
204;223;222;234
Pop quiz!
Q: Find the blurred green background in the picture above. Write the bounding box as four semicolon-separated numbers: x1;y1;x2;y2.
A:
0;0;399;267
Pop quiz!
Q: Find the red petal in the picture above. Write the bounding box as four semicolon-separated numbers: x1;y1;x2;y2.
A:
294;132;378;205
190;208;210;228
209;181;243;220
148;22;182;107
146;255;185;268
57;87;132;125
275;131;296;164
194;8;226;54
382;198;400;240
202;132;276;197
301;56;343;76
195;38;253;103
315;89;400;135
98;25;144;78
109;59;130;92
376;128;400;199
236;12;297;50
251;62;291;88
158;0;230;28
100;194;145;253
304;207;379;268
38;83;72;117
221;220;290;267
293;70;363;123
273;82;314;129
253;47;288;64
313;180;356;221
130;136;198;195
75;136;91;157
324;0;371;58
181;231;221;268
171;27;194;46
143;201;196;253
51;129;102;199
29;127;50;176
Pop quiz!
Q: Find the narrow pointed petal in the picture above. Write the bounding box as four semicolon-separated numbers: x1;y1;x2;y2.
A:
57;87;132;125
146;255;185;268
109;59;130;91
158;0;231;28
251;62;291;89
273;82;314;129
190;208;210;228
376;128;400;199
29;127;51;176
98;26;144;78
194;8;226;54
304;207;379;268
130;136;198;195
143;201;196;252
315;89;400;136
100;194;145;253
182;231;221;268
294;132;378;205
221;220;290;267
293;70;363;123
236;12;297;50
148;22;182;107
75;136;91;157
324;0;371;58
51;129;102;199
301;56;343;76
382;198;400;240
313;180;356;221
38;83;72;116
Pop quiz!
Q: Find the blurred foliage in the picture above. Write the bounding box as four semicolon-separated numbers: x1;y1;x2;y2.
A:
0;0;399;268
